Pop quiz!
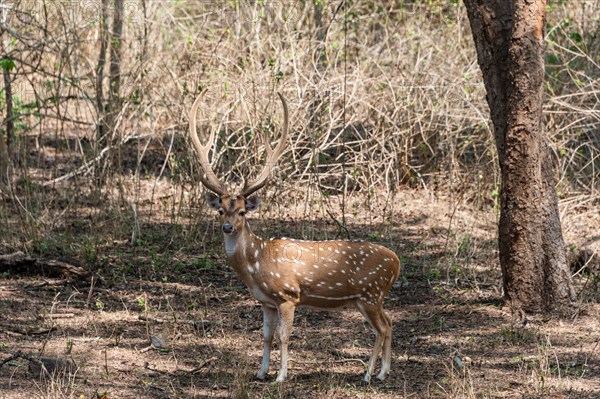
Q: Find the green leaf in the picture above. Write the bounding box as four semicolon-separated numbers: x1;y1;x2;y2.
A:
570;32;582;44
0;59;15;71
547;53;560;65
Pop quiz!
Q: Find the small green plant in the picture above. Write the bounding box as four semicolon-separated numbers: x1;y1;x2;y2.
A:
0;78;36;137
427;268;442;279
191;257;217;271
136;296;146;311
82;240;98;265
35;241;49;255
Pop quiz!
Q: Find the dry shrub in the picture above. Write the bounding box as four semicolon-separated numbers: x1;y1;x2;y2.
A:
0;0;598;241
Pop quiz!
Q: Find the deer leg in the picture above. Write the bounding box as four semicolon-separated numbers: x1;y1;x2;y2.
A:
376;310;393;381
257;305;279;380
275;301;296;382
357;302;388;383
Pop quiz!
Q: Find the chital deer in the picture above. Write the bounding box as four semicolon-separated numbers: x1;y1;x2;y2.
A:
189;92;401;382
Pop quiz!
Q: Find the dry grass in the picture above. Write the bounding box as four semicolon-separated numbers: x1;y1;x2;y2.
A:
1;188;600;398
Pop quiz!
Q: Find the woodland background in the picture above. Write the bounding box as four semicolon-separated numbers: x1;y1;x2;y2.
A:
0;1;599;398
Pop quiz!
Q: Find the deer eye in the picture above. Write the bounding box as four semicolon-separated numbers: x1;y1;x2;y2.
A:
239;210;246;217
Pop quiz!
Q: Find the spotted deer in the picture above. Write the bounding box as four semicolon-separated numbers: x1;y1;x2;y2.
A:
189;92;401;382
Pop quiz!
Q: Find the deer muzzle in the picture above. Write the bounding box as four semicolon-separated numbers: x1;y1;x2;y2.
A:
222;222;235;234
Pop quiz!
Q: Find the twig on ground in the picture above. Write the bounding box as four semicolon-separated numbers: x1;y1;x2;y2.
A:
0;252;90;280
0;351;74;379
290;358;367;368
2;326;57;335
191;356;218;374
85;274;96;309
44;313;76;319
138;315;213;329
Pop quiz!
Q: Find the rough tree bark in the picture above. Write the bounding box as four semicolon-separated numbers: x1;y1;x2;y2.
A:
94;0;109;185
94;0;124;186
0;66;12;185
107;0;124;174
108;0;124;120
464;0;576;313
0;16;13;186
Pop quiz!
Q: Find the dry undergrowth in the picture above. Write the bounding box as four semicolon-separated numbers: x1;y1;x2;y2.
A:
1;1;599;398
1;188;599;399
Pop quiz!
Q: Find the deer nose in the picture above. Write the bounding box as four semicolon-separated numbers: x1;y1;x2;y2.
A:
222;223;234;234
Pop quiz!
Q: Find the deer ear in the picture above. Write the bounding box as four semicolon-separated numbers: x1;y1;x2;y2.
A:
205;192;221;210
245;195;260;212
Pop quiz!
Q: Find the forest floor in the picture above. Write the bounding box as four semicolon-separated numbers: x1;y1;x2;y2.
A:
1;188;599;399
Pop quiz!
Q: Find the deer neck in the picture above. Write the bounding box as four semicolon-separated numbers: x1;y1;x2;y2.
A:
223;232;241;257
223;223;264;286
223;222;260;260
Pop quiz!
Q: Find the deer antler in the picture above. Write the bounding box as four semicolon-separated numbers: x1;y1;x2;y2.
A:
241;92;289;197
189;91;229;196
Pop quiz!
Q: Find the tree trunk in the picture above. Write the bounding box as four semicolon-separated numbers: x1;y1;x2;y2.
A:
94;0;110;186
0;64;13;185
464;0;576;313
106;0;124;177
108;0;124;118
94;0;124;187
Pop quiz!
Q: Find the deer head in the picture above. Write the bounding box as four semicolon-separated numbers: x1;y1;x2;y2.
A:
189;91;289;235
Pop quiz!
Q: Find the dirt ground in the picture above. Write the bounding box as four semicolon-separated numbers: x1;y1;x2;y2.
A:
1;189;599;399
